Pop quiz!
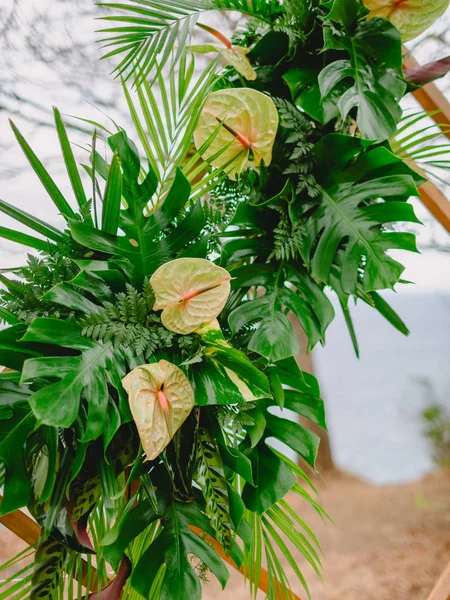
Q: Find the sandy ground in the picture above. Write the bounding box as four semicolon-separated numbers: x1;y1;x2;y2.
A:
203;470;450;600
1;470;449;599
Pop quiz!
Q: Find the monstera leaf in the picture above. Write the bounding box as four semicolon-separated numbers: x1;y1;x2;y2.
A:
319;13;405;141
228;263;335;360
130;477;238;600
20;318;123;438
194;88;279;179
302;135;421;293
0;381;36;515
364;0;450;41
243;357;324;514
151;258;231;334
122;361;195;461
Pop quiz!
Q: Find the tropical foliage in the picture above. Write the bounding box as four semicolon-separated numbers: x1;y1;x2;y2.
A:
0;0;447;598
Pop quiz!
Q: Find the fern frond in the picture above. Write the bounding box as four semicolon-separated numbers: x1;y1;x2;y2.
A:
81;278;173;357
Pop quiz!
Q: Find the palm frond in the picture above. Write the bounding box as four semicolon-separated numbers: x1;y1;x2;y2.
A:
392;110;450;182
97;0;280;86
123;52;217;190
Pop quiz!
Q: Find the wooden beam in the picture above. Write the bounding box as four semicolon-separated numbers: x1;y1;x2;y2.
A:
427;559;450;600
419;180;450;233
403;53;450;139
191;526;302;600
0;497;98;591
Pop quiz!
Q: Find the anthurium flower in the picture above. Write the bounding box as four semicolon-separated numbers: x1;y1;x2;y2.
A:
122;360;194;461
150;258;231;335
188;44;257;80
364;0;450;41
193;88;279;179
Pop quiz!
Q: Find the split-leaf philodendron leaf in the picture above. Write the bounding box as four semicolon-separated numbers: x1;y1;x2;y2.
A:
194;88;279;179
364;0;450;41
151;258;231;335
122;360;195;461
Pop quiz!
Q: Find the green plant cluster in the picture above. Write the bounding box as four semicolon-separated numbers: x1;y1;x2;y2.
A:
0;0;444;599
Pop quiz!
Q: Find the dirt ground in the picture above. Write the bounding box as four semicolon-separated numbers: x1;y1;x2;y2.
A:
203;470;450;600
1;470;449;599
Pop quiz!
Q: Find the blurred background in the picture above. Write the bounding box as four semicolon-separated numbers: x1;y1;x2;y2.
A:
0;2;449;599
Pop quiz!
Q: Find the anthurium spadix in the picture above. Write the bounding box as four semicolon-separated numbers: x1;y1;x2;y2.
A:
122;360;194;461
364;0;450;41
193;88;279;180
150;258;231;335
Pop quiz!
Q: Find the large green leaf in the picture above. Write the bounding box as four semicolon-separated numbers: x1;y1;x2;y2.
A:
303;136;421;293
242;357;324;514
131;482;232;600
228;263;334;357
0;381;36;515
319;13;405;141
20;319;122;438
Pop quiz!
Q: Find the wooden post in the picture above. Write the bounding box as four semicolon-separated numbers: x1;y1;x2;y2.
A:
403;53;450;139
426;559;450;600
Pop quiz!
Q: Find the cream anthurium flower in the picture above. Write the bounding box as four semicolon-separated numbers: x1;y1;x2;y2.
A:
193;88;279;180
122;360;194;461
364;0;450;41
188;44;257;80
150;258;231;335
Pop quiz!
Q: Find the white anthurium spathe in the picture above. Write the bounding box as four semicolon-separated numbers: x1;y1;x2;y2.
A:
122;360;195;461
364;0;450;41
193;88;279;180
150;258;231;335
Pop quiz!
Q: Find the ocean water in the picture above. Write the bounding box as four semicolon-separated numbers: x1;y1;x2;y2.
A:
313;292;450;485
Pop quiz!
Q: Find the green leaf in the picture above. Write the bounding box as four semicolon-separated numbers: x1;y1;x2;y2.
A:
0;325;43;371
102;151;123;235
41;283;101;314
283;64;340;125
318;18;405;141
229;263;334;357
21;318;121;437
242;444;295;514
0;388;36;515
0;199;65;243
306;138;421;293
196;426;232;553
0;226;51;252
9;120;75;220
31;536;67;600
53;107;89;213
102;499;159;570
131;481;230;600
